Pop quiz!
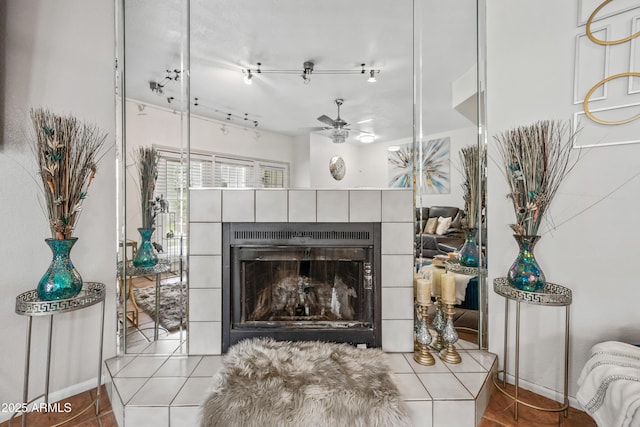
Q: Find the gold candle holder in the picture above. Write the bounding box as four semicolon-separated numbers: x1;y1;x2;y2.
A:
430;297;445;351
439;301;462;364
413;302;435;366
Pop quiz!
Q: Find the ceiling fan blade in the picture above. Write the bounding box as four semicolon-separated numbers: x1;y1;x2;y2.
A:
346;127;372;135
317;115;337;127
309;126;330;131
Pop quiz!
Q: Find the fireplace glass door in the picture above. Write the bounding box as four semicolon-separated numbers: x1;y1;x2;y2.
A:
223;223;381;351
236;247;373;327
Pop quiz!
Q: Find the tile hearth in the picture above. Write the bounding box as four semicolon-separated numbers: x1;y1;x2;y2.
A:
105;338;496;427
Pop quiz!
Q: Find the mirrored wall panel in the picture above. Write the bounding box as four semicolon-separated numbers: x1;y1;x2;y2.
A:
118;0;189;354
414;0;487;348
117;0;487;353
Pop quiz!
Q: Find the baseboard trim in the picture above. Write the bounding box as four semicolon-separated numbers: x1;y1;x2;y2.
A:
499;373;581;410
0;376;103;423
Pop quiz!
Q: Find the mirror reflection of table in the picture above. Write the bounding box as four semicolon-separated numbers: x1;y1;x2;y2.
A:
444;259;487;278
117;260;171;343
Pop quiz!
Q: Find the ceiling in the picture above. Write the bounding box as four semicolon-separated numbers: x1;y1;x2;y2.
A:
124;0;478;144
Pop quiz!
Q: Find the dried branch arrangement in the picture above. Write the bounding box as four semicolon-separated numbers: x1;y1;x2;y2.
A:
494;120;580;236
31;108;108;240
459;144;486;229
134;146;160;229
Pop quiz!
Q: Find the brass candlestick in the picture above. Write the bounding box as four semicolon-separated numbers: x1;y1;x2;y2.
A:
439;301;462;364
413;302;435;366
430;297;445;351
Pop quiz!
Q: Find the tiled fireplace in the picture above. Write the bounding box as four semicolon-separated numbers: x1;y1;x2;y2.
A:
188;188;415;354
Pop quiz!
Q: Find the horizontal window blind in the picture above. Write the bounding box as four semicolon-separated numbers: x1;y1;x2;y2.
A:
260;164;285;188
214;157;255;188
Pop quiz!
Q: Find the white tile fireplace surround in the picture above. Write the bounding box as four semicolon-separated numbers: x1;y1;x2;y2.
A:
188;188;416;355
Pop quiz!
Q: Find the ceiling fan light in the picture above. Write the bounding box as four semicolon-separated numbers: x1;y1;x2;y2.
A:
388;145;401;152
368;70;377;83
331;128;348;143
359;134;375;143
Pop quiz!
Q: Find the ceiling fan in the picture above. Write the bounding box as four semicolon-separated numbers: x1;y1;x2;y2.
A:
312;99;371;143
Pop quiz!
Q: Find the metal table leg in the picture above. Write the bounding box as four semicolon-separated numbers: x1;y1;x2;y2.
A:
515;300;521;420
564;305;570;418
22;317;32;427
95;298;106;415
154;273;160;341
45;316;54;406
502;298;509;388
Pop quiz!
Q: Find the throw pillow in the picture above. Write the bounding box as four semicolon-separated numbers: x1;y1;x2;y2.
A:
423;217;438;234
435;216;452;235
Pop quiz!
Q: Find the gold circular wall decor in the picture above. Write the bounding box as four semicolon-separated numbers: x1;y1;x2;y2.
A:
583;72;640;125
586;0;640;45
329;155;346;181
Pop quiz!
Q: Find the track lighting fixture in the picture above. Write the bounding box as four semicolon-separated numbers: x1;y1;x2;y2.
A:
190;97;260;128
244;70;253;85
149;69;182;95
241;61;380;85
301;61;314;84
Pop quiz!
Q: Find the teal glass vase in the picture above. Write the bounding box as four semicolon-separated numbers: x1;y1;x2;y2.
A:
132;227;158;267
38;238;83;301
508;235;545;292
458;227;479;267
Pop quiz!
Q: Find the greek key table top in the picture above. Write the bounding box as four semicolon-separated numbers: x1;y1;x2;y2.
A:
117;259;171;277
445;260;487;276
493;277;572;306
15;282;106;316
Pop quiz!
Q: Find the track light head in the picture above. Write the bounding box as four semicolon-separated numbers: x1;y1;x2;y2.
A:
244;70;253;85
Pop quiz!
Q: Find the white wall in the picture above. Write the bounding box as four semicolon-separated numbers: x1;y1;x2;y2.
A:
291;133;311;188
486;0;640;402
309;133;363;188
0;0;116;421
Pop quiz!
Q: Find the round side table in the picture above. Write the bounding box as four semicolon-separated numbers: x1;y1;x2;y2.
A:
14;282;106;427
117;260;171;349
493;277;572;421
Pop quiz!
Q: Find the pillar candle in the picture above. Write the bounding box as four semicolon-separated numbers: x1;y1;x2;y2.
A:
441;273;456;304
413;273;421;296
431;267;444;297
416;278;431;305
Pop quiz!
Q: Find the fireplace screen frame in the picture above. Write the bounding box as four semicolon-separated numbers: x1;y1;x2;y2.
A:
222;222;381;352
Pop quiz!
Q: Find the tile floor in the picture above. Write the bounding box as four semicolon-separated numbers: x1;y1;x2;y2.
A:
0;347;597;427
102;338;496;427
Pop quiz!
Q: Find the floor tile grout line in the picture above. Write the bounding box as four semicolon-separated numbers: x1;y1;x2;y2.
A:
113;353;174;406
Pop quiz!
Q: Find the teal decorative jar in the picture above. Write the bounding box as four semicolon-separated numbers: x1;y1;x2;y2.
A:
132;227;158;267
508;235;545;292
38;238;83;301
458;227;479;267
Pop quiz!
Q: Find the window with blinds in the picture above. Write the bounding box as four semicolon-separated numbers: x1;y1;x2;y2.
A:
214;157;254;188
156;149;287;198
213;156;288;188
156;156;184;211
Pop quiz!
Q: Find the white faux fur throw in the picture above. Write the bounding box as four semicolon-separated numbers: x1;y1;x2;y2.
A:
201;338;411;427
